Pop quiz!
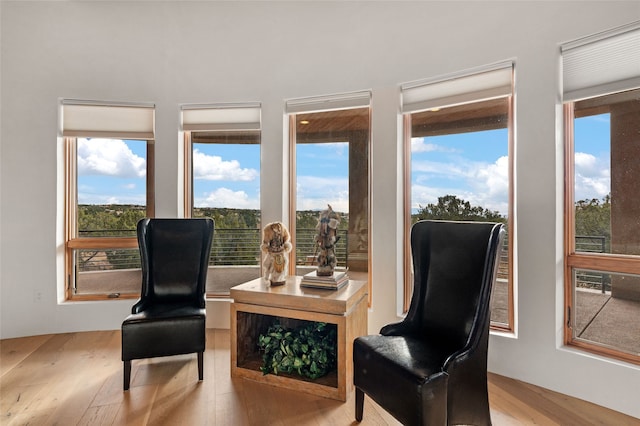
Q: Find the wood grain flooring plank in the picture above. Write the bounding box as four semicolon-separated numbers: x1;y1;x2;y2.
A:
1;331;638;426
111;384;158;426
0;334;52;378
4;406;56;426
3;332;105;423
214;386;250;426
44;330;122;426
77;404;120;426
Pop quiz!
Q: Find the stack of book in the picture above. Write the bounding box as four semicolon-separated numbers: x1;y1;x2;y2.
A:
300;269;349;290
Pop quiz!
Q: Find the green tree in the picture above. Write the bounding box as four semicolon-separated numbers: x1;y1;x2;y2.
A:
78;204;145;237
414;195;505;223
296;210;349;231
115;208;146;234
574;194;610;252
193;207;262;266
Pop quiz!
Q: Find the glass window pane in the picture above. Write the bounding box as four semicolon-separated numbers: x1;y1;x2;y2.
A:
76;138;148;238
74;248;141;296
191;133;261;294
408;98;511;326
295;141;349;274
572;269;640;356
567;89;640;362
70;136;151;298
574;89;640;257
293;108;370;281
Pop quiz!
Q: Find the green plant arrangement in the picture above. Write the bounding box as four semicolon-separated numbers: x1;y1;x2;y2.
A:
257;321;337;380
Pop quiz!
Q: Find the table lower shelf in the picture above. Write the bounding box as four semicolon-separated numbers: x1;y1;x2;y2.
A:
234;356;342;400
236;352;339;390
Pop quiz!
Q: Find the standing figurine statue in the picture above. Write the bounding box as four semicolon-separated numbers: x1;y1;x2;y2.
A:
261;222;292;286
315;205;341;276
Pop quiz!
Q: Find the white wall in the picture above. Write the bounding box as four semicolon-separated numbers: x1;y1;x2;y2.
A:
1;0;639;418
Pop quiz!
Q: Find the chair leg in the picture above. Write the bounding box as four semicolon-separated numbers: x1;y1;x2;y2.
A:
198;351;204;381
123;360;131;391
355;387;364;422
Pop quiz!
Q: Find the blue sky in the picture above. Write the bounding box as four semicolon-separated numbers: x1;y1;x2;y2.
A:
409;113;610;217
77;138;147;205
411;128;510;215
192;141;350;211
295;142;349;212
574;114;611;202
192;143;260;209
77;114;609;214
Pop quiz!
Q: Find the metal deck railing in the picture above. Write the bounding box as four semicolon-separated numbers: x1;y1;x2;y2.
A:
575;235;609;293
75;230;608;292
75;228;348;271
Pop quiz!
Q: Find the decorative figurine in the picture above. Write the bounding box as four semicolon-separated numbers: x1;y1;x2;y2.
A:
315;205;341;276
261;222;292;286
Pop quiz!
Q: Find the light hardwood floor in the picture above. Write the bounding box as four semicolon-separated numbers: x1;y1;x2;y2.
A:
1;329;638;426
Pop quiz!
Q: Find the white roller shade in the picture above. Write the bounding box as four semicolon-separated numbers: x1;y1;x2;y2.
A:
401;61;514;114
61;100;155;139
181;103;261;132
285;90;371;114
562;21;640;102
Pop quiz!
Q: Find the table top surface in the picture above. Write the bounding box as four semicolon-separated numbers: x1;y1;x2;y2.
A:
230;275;367;315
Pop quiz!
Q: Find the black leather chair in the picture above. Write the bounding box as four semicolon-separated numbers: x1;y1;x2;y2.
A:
121;218;214;391
353;220;504;425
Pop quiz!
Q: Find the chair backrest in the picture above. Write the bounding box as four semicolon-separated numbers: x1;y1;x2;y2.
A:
137;218;214;305
406;220;504;350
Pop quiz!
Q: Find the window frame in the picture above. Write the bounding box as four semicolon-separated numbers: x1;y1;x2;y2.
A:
64;136;155;301
563;97;640;365
401;66;515;332
561;21;640;365
182;103;262;298
286;93;372;302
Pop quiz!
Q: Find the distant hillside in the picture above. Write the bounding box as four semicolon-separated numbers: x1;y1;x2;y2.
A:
78;205;349;233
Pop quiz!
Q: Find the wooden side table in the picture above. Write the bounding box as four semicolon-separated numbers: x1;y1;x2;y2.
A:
230;276;368;401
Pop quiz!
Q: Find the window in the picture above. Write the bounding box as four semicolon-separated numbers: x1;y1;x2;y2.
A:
562;22;640;363
402;63;515;330
286;92;371;289
182;103;261;296
62;100;155;300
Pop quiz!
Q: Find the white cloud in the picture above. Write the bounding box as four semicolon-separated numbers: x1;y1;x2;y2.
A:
585;114;610;124
321;142;347;157
574;152;610;201
297;175;347;193
301;142;348;158
411;184;440;209
411;139;457;154
412;159;465;183
575;151;597;172
472;155;509;210
193;149;258;181
296;175;349;213
77;138;145;178
77;192;146;205
195;187;259;209
412;156;510;215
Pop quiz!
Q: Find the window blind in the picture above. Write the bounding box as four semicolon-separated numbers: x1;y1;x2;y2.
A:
401;61;514;114
285;90;371;114
181;103;261;132
562;21;640;102
61;100;155;139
